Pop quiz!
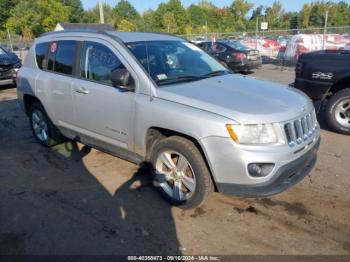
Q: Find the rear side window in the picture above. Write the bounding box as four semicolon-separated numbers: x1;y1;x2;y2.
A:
211;43;227;53
47;41;77;75
35;42;49;69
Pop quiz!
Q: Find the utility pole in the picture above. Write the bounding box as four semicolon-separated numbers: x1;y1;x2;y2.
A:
322;9;329;50
205;20;208;40
99;0;105;24
7;29;13;52
255;16;259;50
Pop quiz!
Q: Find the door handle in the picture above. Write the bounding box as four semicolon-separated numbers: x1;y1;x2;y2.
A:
75;87;89;95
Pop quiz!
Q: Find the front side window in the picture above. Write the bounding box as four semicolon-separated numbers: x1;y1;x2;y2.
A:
80;41;126;86
127;41;228;86
47;41;77;75
35;42;49;70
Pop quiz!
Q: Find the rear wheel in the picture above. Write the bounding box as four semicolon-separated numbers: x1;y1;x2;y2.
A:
150;136;214;209
325;88;350;135
29;102;64;147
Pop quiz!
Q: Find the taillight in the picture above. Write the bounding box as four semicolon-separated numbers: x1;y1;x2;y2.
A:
234;53;246;60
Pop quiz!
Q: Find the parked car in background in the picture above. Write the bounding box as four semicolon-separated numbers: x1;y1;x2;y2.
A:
285;34;349;61
294;49;350;135
17;31;320;208
191;36;207;44
197;40;262;73
0;46;21;86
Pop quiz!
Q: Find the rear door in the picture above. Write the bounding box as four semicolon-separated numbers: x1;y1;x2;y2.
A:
71;40;136;154
35;40;78;127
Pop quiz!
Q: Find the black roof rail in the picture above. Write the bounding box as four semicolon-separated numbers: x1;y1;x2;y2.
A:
39;29;113;37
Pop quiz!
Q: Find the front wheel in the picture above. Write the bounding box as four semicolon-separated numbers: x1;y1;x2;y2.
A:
150;136;214;209
325;88;350;135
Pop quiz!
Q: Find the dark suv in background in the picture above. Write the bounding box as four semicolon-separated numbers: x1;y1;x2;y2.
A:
0;46;21;86
294;49;350;135
197;40;262;73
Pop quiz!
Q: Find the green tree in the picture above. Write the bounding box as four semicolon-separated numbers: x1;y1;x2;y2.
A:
332;1;350;26
0;0;19;32
118;19;136;31
230;0;253;31
139;9;156;31
61;0;84;23
197;1;226;33
153;0;188;34
7;0;70;39
299;3;312;28
187;4;207;30
328;1;350;27
247;5;264;31
265;1;284;29
162;12;176;33
113;0;140;26
82;3;114;25
289;13;299;31
309;1;327;27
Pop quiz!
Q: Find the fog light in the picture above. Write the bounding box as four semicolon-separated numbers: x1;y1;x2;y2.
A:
248;163;275;177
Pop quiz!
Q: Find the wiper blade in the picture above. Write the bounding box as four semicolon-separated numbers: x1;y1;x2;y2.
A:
156;75;206;86
202;70;231;77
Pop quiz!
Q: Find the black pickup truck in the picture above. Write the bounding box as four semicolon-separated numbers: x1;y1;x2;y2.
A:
294;49;350;135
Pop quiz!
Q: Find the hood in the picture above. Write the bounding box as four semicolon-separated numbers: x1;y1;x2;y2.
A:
0;52;20;66
156;74;312;124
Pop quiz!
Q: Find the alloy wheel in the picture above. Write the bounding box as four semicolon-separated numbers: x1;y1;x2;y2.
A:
335;99;350;128
31;110;49;143
155;151;196;201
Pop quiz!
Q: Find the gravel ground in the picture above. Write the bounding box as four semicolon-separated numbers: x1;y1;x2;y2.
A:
0;65;349;256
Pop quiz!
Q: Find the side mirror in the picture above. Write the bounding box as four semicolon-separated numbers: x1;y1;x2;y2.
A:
110;68;134;91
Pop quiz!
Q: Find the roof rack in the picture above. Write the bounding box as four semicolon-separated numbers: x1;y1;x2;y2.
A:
40;29;113;37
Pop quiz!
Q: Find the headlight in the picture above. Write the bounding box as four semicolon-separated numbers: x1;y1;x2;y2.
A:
226;123;284;145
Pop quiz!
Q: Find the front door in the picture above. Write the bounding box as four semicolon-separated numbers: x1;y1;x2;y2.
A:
71;40;136;153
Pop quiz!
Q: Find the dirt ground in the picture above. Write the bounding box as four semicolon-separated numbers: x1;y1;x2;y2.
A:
0;65;349;256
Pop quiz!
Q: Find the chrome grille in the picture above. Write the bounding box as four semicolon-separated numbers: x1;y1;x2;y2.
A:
284;111;318;147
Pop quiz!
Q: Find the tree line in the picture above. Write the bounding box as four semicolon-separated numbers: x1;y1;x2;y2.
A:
0;0;349;40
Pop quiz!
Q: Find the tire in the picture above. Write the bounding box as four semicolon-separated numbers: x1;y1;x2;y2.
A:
325;88;350;135
29;102;64;147
149;136;214;209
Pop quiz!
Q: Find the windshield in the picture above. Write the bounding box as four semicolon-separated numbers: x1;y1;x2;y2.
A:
126;40;229;86
224;41;250;51
0;47;6;55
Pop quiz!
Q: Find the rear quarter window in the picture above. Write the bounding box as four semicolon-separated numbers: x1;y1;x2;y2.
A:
35;42;49;70
47;41;77;75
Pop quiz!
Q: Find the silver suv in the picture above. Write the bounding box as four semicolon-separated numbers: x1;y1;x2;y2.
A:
17;31;320;208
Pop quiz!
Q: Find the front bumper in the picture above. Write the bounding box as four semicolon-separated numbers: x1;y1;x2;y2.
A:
227;59;262;72
0;68;16;86
216;138;320;197
200;129;320;197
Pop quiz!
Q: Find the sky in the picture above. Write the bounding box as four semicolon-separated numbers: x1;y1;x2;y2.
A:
82;0;344;13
